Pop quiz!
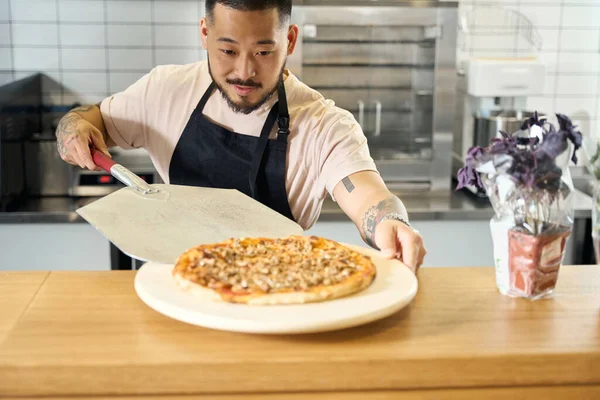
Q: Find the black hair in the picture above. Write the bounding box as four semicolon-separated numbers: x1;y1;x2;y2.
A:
206;0;292;25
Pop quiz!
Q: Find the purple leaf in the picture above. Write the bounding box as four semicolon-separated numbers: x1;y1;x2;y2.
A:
520;110;543;131
456;164;483;190
556;113;574;131
556;113;583;164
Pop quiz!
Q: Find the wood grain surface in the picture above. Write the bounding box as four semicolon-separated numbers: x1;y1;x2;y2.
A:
0;267;598;397
0;271;48;343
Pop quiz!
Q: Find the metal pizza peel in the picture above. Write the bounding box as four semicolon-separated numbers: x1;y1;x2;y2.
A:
76;149;303;264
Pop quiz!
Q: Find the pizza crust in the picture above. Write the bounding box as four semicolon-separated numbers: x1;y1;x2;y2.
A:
172;236;376;305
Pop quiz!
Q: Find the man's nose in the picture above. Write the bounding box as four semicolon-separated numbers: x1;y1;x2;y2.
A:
235;54;256;82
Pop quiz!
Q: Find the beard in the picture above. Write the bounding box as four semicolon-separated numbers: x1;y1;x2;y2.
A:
208;55;286;115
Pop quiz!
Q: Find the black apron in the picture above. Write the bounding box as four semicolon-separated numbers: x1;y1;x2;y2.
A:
168;79;296;222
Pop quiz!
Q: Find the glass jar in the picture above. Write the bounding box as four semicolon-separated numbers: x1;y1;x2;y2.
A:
592;182;600;264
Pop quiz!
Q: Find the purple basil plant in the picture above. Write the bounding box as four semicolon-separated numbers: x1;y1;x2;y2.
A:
456;112;583;235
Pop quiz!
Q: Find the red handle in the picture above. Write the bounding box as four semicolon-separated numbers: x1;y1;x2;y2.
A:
91;148;117;173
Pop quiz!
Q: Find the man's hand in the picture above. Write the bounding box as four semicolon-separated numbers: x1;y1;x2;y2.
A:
366;210;426;273
56;104;112;170
333;171;426;273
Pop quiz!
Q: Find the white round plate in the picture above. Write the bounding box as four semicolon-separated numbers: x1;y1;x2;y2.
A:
134;245;418;334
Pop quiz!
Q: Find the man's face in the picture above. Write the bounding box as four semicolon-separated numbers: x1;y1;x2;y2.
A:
200;5;298;114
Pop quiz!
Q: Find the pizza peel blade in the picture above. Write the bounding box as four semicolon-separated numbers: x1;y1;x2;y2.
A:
76;149;304;264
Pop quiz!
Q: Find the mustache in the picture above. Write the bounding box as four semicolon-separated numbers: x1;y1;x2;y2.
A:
226;78;262;88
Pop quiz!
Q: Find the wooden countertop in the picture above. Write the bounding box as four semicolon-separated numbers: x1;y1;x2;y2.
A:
0;266;599;399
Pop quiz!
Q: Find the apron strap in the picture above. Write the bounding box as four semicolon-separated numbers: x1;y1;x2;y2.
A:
193;81;216;114
248;79;289;199
275;77;290;142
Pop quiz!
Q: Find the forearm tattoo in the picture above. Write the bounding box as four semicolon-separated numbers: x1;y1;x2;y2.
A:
55;104;97;157
361;195;408;248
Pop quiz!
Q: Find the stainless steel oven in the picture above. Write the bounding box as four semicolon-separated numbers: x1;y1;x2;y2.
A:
289;1;458;191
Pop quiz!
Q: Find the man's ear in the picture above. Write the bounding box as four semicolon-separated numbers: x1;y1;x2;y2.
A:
286;24;299;55
200;18;209;50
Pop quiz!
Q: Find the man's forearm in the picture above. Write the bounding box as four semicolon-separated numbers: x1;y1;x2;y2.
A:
357;191;409;248
56;103;114;148
333;172;411;249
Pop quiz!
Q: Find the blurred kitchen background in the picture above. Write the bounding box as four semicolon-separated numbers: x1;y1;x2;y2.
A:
0;0;598;270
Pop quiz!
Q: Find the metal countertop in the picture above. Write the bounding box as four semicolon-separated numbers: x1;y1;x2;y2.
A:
0;189;592;224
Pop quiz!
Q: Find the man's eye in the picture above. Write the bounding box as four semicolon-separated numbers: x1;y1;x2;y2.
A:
221;49;235;55
257;51;272;56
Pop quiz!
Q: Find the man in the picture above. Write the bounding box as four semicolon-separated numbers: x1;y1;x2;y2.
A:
55;0;426;272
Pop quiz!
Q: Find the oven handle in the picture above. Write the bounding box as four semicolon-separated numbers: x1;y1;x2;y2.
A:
373;100;382;137
357;100;364;129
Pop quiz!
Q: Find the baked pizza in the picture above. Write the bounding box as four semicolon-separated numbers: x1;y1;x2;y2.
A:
172;235;376;305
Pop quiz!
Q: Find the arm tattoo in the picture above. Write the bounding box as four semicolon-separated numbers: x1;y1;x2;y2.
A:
342;177;355;193
361;195;408;248
56;112;83;157
56;104;100;157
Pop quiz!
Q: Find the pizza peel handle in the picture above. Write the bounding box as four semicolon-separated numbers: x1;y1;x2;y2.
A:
91;148;160;195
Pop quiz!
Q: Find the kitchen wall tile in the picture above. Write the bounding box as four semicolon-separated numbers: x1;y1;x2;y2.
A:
154;1;199;23
109;71;147;93
60;48;106;70
557;75;598;96
154;25;199;47
558;52;600;73
60;24;106;47
537;29;559;51
0;47;11;69
0;22;10;45
62;92;108;105
13;71;38;80
59;0;104;23
590;118;599;139
108;24;152;47
11;23;58;46
544;74;556;96
106;0;151;23
555;97;597;118
0;0;9;21
526;97;554;116
559;29;600;52
61;71;107;93
10;0;57;21
538;52;559;73
13;47;59;70
108;48;153;70
571;115;595;138
562;6;600;28
0;72;13;84
155;48;199;65
518;6;562;28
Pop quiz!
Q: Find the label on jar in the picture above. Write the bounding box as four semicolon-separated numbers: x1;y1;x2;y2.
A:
490;217;512;295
